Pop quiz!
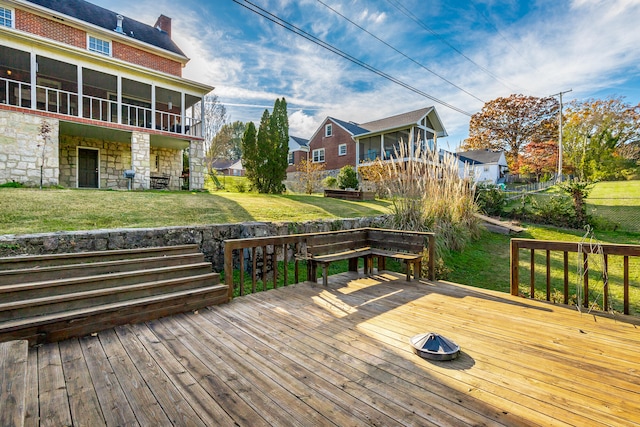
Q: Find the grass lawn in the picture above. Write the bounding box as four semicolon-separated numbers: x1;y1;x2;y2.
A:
0;188;391;235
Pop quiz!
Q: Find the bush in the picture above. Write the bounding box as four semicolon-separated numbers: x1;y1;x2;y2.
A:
475;184;506;216
0;181;25;188
336;165;359;189
323;176;337;189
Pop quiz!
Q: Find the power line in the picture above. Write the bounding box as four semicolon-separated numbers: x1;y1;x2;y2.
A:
384;0;525;93
232;0;474;117
314;0;485;104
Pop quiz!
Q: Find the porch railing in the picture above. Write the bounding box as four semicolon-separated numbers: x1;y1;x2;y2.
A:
1;76;201;137
510;238;640;315
224;229;436;302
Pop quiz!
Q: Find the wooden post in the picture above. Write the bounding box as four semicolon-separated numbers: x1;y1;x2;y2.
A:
283;244;288;286
239;251;244;296
530;249;535;299
428;234;436;281
583;252;589;308
546;250;551;301
252;247;257;294
223;242;234;302
603;253;608;311
624;256;629;315
510;239;519;296
563;252;569;305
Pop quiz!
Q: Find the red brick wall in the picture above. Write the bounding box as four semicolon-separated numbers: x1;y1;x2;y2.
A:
308;120;357;172
113;41;182;76
16;9;85;48
15;9;183;77
286;150;310;173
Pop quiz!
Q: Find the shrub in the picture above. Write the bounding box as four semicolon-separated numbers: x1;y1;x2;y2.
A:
336;165;359;189
323;176;337;189
475;184;506;216
0;181;24;188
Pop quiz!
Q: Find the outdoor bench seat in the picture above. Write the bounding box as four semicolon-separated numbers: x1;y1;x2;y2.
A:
304;228;429;286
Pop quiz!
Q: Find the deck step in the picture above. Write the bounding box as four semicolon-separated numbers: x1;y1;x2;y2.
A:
0;273;219;322
0;252;206;285
0;263;215;302
0;285;228;345
0;245;228;345
0;244;201;271
0;340;28;427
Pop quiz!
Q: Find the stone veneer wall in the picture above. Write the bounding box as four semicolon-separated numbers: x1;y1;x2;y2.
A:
152;147;183;190
0;110;59;186
0;217;388;272
189;139;205;190
131;132;151;190
59;136;132;189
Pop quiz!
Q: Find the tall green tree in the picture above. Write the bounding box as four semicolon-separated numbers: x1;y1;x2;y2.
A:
243;98;289;193
207;120;245;164
241;121;258;187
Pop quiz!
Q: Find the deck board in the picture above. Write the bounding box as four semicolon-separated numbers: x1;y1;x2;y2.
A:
23;271;640;426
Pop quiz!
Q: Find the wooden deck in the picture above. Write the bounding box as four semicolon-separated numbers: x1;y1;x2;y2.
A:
23;271;640;426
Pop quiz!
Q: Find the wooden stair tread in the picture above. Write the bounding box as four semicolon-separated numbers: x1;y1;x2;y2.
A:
0;284;227;332
0;273;220;313
0;262;214;294
0;244;200;270
0;253;205;284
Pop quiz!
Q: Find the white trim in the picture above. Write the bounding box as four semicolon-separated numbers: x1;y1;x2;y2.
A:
0;5;15;29
312;148;325;163
76;146;100;189
87;34;112;56
338;143;347;156
325;123;332;137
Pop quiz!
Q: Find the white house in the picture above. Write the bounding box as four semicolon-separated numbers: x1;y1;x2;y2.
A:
454;149;508;184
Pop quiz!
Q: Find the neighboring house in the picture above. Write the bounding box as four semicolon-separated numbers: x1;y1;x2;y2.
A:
286;135;310;174
301;107;447;176
0;0;213;190
454;149;509;184
211;158;244;176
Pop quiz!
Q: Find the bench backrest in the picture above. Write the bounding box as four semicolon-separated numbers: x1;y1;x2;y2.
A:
366;229;425;254
305;229;369;256
306;228;425;256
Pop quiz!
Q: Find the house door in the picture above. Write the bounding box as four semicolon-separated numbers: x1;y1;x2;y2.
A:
78;148;99;188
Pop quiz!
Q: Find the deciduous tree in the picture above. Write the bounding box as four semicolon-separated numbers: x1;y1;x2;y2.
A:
518;140;558;181
295;158;325;194
563;97;640;180
462;94;559;168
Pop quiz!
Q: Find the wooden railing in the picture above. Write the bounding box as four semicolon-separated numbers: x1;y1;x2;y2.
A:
224;228;436;302
510;238;640;314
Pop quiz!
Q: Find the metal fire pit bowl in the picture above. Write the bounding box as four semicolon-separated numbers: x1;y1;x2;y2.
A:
410;332;460;361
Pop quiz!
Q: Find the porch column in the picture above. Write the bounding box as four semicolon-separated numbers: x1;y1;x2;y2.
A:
77;66;83;118
189;139;205;190
30;53;37;109
131;131;150;189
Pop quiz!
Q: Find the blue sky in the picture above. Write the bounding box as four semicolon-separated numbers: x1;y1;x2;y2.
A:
92;0;640;150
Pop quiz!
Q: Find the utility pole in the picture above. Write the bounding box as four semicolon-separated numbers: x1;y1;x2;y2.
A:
550;89;572;183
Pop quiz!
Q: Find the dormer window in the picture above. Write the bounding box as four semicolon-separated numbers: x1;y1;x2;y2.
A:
0;6;14;28
88;35;111;56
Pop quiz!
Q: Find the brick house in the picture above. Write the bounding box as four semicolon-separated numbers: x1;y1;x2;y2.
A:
301;107;447;178
0;0;213;190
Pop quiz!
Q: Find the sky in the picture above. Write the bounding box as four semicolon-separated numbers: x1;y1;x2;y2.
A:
90;0;640;150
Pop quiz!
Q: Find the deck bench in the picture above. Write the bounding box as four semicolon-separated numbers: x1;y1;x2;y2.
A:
305;228;431;286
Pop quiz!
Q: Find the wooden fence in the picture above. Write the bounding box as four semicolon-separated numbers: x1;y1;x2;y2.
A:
510;238;640;314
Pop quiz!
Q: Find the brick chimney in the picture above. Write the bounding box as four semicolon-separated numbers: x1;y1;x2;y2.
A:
154;14;172;38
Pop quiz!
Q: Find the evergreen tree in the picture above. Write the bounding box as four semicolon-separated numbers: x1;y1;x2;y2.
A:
243;98;289;193
241;121;258;189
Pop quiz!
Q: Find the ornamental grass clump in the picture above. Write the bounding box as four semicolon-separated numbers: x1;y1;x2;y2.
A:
376;140;481;274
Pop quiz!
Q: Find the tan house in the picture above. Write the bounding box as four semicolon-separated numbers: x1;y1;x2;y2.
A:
299;107;448;177
0;0;213;190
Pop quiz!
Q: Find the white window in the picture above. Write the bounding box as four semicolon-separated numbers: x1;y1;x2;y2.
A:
338;144;347;156
88;35;111;56
0;6;13;28
325;124;332;137
312;148;325;163
483;166;489;172
288;152;294;165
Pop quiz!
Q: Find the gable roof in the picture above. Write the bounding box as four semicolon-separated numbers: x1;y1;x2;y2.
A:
290;135;309;149
456;149;506;165
23;0;186;57
330;117;369;135
358;107;434;133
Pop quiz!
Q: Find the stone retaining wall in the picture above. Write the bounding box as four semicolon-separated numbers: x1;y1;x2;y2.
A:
0;217;388;272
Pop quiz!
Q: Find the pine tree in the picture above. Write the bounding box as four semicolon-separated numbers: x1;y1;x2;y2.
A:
241;121;258;189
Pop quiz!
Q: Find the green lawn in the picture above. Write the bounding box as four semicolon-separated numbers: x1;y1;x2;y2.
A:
0;188;391;235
